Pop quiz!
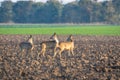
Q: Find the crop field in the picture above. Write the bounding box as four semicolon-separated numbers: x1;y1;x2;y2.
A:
0;34;120;79
0;24;120;79
0;24;120;35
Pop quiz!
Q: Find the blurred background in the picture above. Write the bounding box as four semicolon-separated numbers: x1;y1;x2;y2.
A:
0;0;119;24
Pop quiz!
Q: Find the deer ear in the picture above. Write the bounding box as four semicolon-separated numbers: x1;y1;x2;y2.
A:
69;34;72;37
70;34;73;39
54;32;56;35
30;35;32;37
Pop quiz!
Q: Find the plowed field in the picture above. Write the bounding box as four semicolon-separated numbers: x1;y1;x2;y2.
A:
0;35;120;80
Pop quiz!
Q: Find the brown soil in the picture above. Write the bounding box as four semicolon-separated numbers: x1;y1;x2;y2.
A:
0;35;120;80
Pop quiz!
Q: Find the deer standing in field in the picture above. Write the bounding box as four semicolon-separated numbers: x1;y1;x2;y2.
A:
38;37;56;57
19;35;34;57
50;33;74;58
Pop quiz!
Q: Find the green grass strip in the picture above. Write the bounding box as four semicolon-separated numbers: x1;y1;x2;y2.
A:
0;26;120;35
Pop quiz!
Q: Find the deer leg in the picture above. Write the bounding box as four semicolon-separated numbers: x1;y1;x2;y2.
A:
68;50;71;56
31;46;34;51
54;47;56;54
71;49;74;56
53;52;57;58
70;48;74;56
38;48;43;58
59;50;63;58
42;49;46;57
53;47;57;57
37;51;42;59
21;49;25;58
20;48;23;57
42;48;46;57
41;43;46;57
25;50;28;58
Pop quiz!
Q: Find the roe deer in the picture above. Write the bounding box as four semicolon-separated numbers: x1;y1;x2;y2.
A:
19;35;34;56
50;33;74;58
38;38;56;57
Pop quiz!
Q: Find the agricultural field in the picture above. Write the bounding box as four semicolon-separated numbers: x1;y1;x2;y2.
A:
0;34;120;79
0;24;120;79
0;24;120;35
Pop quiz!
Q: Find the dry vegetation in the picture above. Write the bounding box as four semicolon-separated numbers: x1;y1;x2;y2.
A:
0;35;120;80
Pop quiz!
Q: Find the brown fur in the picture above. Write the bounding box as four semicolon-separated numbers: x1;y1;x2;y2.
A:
51;33;74;58
19;35;34;56
38;40;56;57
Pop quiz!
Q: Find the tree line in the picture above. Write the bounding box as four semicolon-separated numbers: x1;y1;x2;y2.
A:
0;0;119;24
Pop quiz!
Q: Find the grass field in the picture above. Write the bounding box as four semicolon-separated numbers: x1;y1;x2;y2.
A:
0;24;120;35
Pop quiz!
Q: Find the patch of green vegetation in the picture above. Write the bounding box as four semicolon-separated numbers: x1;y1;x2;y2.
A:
0;24;120;35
